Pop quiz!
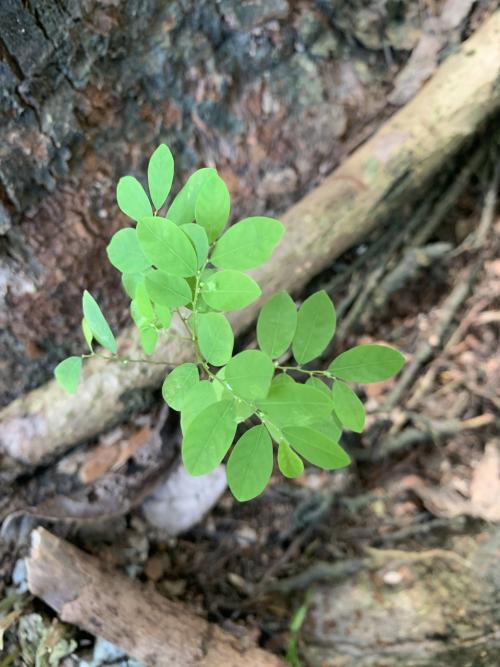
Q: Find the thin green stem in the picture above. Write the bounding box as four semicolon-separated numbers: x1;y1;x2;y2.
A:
82;352;178;367
276;365;333;379
184;265;284;443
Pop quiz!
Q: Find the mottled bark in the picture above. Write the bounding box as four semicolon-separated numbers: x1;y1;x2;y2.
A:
1;10;500;469
26;527;285;667
303;527;500;666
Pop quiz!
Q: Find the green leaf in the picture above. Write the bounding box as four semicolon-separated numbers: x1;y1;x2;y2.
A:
257;291;297;358
328;344;405;383
201;270;261;311
81;318;93;351
180;380;217;433
139;327;158;356
82;291;117;354
155;304;172;328
292;291;336;365
167;168;217;226
211;217;284;270
181;223;209;268
182;400;237;475
277;440;304;478
116;175;152;221
306;376;331;397
107;228;150;274
162;363;199;411
225;349;274;400
283;426;351;470
130;300;149;329
309;416;342;443
145;270;192;308
256;381;332;427
195;312;234;366
148;144;174;210
54;356;82;394
213;368;254;422
331;380;365;433
135;281;155;322
195;173;230;242
227;426;273;501
271;373;294;387
122;272;145;299
137;216;198;277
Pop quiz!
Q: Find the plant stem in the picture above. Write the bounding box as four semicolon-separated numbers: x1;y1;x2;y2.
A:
82;352;178;367
276;365;333;379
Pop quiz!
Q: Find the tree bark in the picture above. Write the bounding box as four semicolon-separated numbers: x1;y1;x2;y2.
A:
302;528;500;666
26;527;285;667
1;10;500;468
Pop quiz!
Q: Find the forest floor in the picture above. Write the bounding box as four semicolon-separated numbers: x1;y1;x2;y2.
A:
1;164;499;665
1;1;500;665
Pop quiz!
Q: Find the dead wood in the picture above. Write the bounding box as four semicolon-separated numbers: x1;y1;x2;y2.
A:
2;11;500;469
26;527;285;667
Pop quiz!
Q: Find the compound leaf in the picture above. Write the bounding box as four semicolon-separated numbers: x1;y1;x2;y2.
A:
213;368;254;422
227;426;273;501
107;228;150;274
257;291;297;358
256;381;332;427
181;223;209;268
155;304;172;328
167;168;217;226
305;376;331;397
122;272;145;299
82;291;117;354
201;270;261;311
182;400;237;475
148;144;174;210
162;363;199;411
135;281;155;322
292;291;336;365
139;327;158;356
271;373;294;388
195;173;230;242
116;175;152;221
145;270;192;308
81;318;93;351
225;349;274;400
211;217;284;270
196;312;234;366
331;380;365;433
54;356;82;394
277;440;304;478
180;380;217;433
329;344;405;383
309;416;342;444
283;426;351;470
137;216;197;277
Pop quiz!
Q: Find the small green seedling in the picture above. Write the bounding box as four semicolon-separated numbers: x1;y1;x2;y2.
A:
54;144;405;501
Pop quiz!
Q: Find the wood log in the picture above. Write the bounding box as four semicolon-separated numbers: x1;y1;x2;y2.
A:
26;527;285;667
1;11;500;467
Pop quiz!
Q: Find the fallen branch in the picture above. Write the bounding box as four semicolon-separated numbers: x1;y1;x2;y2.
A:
2;11;500;467
26;528;284;667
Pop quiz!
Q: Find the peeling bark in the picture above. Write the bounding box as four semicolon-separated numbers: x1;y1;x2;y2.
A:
26;527;285;667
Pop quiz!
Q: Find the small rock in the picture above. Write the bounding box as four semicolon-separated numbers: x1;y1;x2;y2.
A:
383;570;403;586
142;464;227;536
235;525;258;546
